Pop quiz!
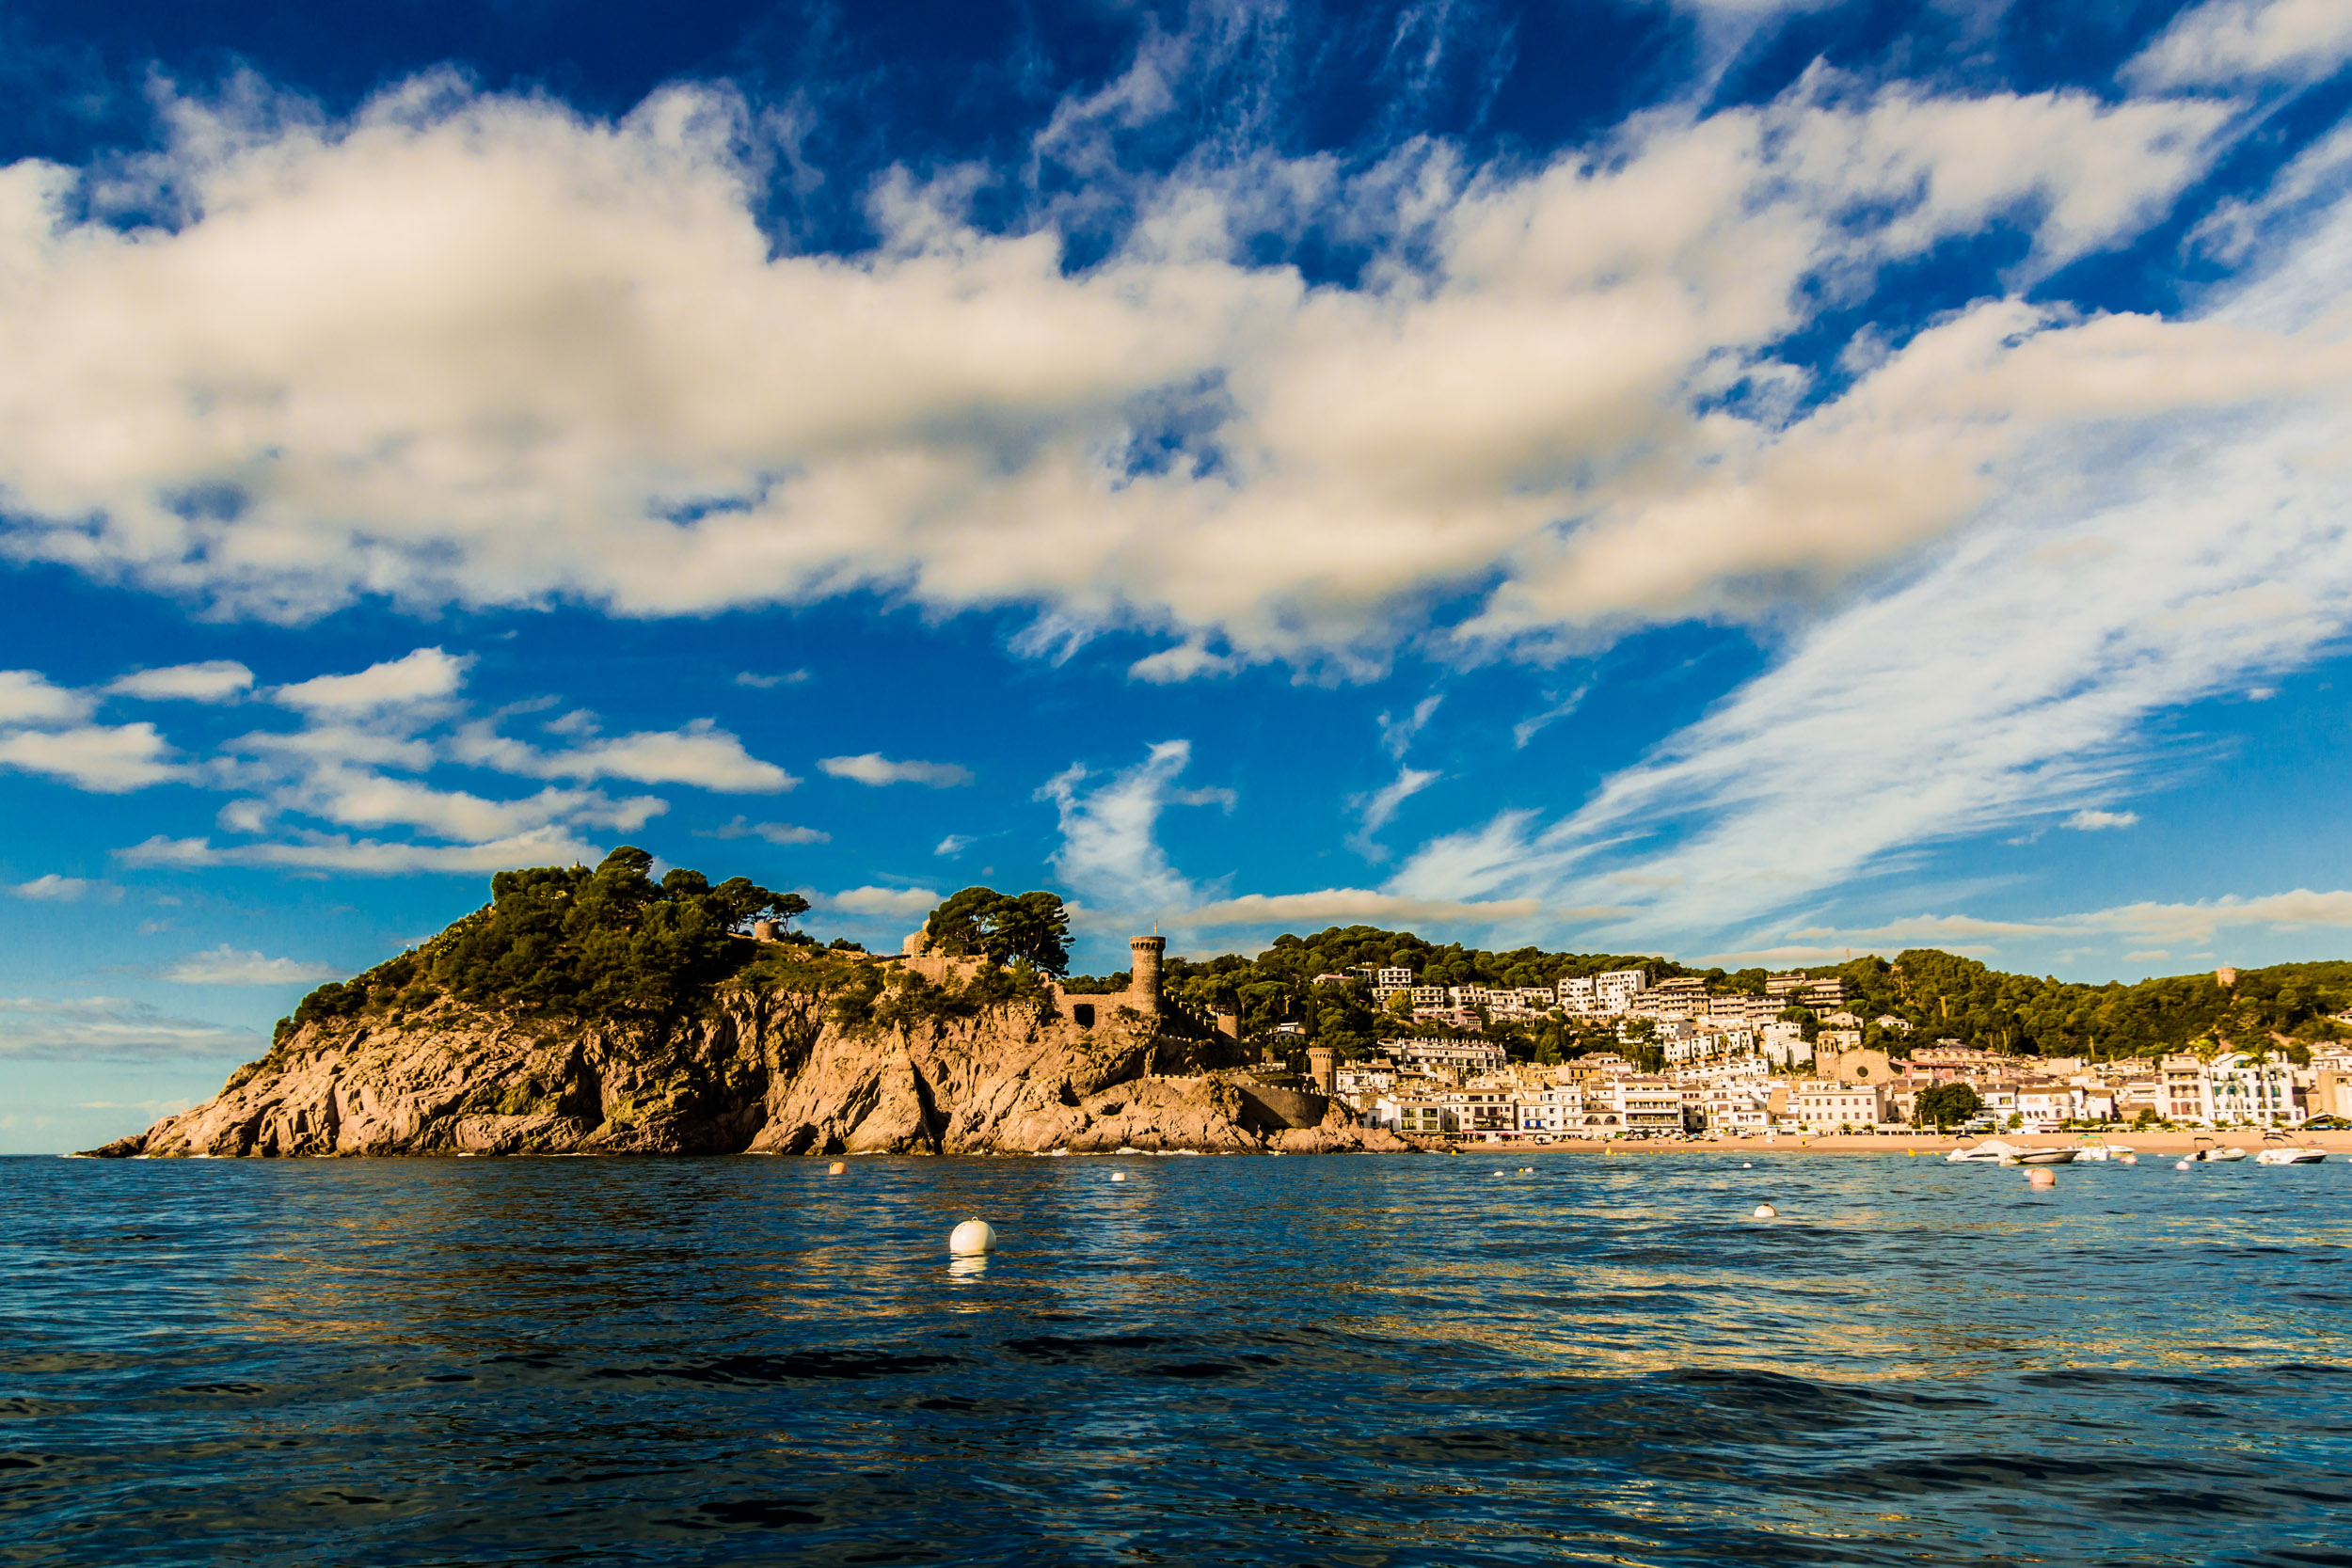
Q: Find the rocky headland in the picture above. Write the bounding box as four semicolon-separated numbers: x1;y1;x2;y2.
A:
87;856;1409;1159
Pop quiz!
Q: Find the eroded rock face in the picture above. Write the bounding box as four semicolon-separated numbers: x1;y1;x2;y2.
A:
87;987;1405;1160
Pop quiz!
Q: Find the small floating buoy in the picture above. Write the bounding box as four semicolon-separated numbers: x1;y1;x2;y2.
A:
1753;1204;1777;1219
1518;1167;1534;1174
826;1161;847;1175
1492;1169;1507;1177
1742;1163;1753;1169
2176;1160;2193;1171
2027;1168;2056;1189
949;1219;995;1256
1110;1171;1127;1182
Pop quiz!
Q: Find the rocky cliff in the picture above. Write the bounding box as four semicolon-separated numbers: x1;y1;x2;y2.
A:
87;969;1412;1159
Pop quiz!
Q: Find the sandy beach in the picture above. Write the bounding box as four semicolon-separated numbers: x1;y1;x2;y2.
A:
1470;1130;2352;1155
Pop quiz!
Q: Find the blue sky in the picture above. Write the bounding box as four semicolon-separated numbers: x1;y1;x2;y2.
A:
5;0;2352;1151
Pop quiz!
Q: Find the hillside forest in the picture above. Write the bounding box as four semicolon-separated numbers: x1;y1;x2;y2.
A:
276;857;2352;1067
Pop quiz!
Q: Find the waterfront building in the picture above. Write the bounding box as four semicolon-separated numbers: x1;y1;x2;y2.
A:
2208;1053;2297;1125
2159;1054;2213;1123
1792;1078;1888;1132
1608;1075;1687;1136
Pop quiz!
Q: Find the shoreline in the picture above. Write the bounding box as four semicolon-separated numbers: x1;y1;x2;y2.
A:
1444;1130;2352;1155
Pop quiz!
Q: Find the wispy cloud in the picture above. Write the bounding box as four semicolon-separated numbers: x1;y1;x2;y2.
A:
12;874;119;903
733;669;810;689
164;946;341;986
1172;889;1549;930
698;816;830;845
2063;809;2140;832
1039;741;1219;915
819;753;973;787
119;828;602;874
826;886;941;918
1348;768;1438;862
107;661;255;703
0;996;258;1061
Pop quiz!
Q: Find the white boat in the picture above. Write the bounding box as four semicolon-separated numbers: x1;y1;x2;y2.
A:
2256;1147;2327;1164
2195;1145;2249;1163
1947;1139;2074;1164
2072;1140;2136;1162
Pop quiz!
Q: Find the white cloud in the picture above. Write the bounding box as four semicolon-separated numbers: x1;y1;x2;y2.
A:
118;827;601;873
818;753;973;787
1513;684;1590;748
11;874;119;902
0;670;90;725
1391;177;2352;946
1734;888;2352;965
935;833;976;856
826;885;942;917
1172;889;1547;929
700;815;830;845
1039;741;1216;914
164;945;340;986
2072;888;2352;945
2123;0;2352;89
461;720;798;793
1128;641;1242;683
2062;809;2140;831
0;995;258;1061
1348;766;1439;861
1378;695;1442;762
0;71;2244;666
0;723;180;791
107;660;255;703
733;669;810;689
273;648;470;716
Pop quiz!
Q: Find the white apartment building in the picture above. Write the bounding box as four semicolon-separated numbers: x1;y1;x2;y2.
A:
1376;967;1415;989
1610;1075;1687;1136
1663;1025;1758;1066
1791;1079;1887;1132
1408;986;1447;1006
1558;974;1597;1013
2159;1054;2212;1122
1759;1022;1815;1068
1389;1038;1509;1075
1691;1081;1772;1135
1595;969;1647;1014
2209;1053;2297;1125
1516;1085;1584;1135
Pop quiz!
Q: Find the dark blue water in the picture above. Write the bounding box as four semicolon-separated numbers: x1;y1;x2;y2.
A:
5;1151;2349;1566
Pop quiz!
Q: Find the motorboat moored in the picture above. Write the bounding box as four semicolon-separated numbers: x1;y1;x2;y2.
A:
1947;1139;2074;1164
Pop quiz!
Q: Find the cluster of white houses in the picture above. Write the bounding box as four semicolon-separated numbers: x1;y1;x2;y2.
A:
1305;968;2352;1139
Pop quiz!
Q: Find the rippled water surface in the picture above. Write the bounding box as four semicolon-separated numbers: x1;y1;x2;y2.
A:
6;1150;2350;1565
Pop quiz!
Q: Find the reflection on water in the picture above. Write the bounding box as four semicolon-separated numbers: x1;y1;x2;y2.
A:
4;1152;2350;1566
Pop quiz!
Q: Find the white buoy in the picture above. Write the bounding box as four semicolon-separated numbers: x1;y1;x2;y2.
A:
1742;1163;1753;1169
1110;1171;1127;1182
826;1161;847;1175
1753;1203;1777;1219
2176;1159;2193;1171
949;1219;995;1256
2027;1167;2056;1189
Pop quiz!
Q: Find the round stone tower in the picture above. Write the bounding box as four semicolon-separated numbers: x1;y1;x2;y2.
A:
1129;935;1167;1004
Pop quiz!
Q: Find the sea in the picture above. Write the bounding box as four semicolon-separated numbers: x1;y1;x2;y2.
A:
4;1150;2348;1566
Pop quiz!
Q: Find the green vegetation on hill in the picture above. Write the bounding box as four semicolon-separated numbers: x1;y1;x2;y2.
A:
279;860;2350;1066
284;847;813;1037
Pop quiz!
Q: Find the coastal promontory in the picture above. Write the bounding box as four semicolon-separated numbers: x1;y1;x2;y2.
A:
87;848;1406;1159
